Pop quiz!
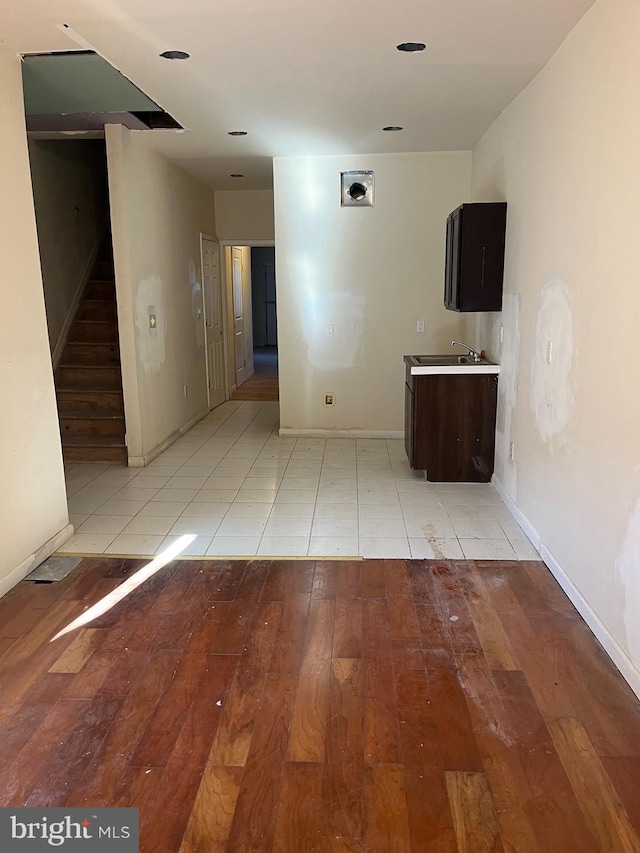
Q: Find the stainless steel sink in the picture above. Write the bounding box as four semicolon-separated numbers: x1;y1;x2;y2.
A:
411;355;484;366
404;353;500;375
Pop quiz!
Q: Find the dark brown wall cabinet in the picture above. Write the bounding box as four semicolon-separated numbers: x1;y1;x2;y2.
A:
405;366;498;482
444;201;507;312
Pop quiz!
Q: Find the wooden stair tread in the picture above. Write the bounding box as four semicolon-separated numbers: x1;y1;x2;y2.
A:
73;318;116;326
64;342;119;347
63;445;127;464
56;379;121;393
57;363;120;369
76;304;117;321
61;434;126;447
56;384;121;391
54;232;126;463
59;414;124;421
56;388;122;395
56;390;124;419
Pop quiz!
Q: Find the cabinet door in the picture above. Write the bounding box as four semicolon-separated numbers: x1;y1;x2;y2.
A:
449;207;462;310
457;202;506;312
444;214;453;308
409;374;498;481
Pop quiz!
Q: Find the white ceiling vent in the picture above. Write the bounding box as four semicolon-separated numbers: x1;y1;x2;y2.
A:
341;171;374;207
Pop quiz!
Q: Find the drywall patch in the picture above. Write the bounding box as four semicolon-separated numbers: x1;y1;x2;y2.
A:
495;293;520;497
305;290;365;371
530;280;574;442
616;499;640;666
135;276;165;371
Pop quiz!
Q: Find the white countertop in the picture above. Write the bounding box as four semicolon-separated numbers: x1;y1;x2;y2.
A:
409;363;501;375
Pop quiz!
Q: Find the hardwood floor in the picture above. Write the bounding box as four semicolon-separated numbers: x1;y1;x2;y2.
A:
1;557;640;852
232;347;279;401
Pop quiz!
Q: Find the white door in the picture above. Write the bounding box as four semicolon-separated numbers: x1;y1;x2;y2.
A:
232;247;246;387
201;238;226;409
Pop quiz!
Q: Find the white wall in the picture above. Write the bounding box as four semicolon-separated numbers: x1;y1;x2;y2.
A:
105;125;216;464
0;48;70;593
466;0;640;691
273;152;471;432
28;139;109;355
214;190;274;242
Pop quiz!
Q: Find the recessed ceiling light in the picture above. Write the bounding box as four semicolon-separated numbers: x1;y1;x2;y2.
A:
228;131;248;136
230;173;245;178
383;126;403;132
160;50;190;60
396;42;426;53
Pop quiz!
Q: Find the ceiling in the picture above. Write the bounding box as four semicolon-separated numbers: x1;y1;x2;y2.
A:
1;0;596;190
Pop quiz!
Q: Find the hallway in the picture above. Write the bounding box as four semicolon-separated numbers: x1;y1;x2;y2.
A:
231;346;278;402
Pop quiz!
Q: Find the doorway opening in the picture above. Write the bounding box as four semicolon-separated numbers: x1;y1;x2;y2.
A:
224;244;278;403
27;136;126;464
245;246;278;400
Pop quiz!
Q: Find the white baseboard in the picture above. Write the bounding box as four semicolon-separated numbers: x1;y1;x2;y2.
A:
128;408;209;467
490;475;541;551
539;542;640;701
279;428;404;439
0;523;74;599
492;474;640;701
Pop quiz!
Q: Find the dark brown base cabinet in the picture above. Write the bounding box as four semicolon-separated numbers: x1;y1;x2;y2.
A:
405;370;498;482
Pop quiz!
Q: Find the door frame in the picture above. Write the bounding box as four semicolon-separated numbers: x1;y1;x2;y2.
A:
200;233;230;406
218;239;275;396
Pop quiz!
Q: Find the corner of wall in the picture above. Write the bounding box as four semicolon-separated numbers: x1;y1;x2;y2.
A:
105;124;144;460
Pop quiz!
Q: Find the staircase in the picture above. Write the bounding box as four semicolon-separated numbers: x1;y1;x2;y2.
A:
55;235;127;464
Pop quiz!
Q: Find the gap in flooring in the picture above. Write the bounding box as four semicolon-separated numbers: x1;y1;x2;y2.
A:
61;401;538;560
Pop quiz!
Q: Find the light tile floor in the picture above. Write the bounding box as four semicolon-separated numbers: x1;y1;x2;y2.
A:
60;401;540;560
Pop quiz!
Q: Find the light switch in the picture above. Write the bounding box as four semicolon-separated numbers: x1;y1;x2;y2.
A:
416;320;425;333
326;325;334;337
149;313;157;329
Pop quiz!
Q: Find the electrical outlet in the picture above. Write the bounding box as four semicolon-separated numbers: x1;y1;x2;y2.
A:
323;393;335;407
509;442;515;463
416;320;425;333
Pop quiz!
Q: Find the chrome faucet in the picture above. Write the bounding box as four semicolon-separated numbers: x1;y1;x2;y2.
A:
451;340;482;362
